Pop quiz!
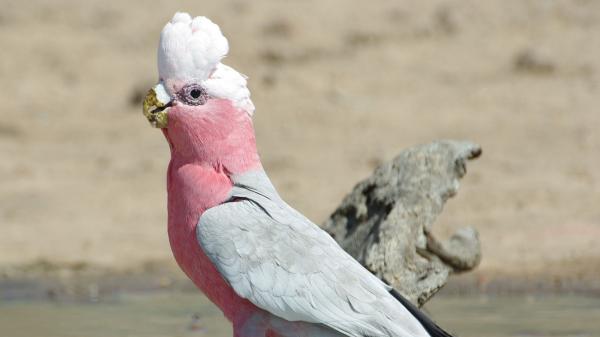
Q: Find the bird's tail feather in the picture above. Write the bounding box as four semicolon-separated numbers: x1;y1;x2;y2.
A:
389;289;455;337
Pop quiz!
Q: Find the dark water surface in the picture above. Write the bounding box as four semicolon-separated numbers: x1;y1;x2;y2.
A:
1;292;598;337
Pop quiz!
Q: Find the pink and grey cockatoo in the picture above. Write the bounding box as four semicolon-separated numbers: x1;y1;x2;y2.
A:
142;12;454;337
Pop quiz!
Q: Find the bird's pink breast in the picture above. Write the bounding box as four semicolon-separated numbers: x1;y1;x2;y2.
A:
163;100;262;322
166;160;255;321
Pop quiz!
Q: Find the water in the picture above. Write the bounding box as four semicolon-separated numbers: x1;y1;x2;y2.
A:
1;292;599;337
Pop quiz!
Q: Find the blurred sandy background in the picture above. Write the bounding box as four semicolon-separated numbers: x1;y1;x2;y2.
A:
1;0;599;288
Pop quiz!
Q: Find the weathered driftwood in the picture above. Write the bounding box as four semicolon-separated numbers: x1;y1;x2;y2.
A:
323;140;482;307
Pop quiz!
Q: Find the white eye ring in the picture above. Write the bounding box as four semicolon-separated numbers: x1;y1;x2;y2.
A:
177;83;209;106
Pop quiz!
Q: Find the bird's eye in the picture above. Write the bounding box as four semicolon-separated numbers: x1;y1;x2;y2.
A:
190;89;202;99
177;84;208;106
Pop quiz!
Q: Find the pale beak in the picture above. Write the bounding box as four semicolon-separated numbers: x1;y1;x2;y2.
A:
142;83;172;128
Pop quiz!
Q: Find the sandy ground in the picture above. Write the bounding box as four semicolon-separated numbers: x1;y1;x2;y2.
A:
1;0;599;285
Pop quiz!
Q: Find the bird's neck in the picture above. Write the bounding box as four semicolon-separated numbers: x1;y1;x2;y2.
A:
162;100;262;174
162;101;262;261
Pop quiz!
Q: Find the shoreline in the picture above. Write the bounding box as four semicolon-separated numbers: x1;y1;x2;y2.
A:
3;262;599;302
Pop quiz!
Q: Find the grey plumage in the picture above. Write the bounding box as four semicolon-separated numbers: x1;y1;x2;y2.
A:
197;170;430;337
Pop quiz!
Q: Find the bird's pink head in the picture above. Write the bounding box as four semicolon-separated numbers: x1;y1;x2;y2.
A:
143;12;259;173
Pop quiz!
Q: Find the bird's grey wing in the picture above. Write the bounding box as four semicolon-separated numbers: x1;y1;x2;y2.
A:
197;170;429;337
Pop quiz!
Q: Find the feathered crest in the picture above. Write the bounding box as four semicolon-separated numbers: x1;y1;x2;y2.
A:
157;13;254;115
158;13;229;82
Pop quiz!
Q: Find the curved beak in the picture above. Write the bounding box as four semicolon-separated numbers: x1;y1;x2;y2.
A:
142;83;172;128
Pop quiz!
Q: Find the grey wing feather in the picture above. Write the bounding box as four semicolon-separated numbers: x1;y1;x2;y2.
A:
197;170;429;337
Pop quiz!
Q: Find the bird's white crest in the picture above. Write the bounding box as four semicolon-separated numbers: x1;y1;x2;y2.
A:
158;12;254;115
158;12;228;82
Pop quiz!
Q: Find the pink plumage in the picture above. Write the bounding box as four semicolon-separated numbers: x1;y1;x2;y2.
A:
163;99;262;322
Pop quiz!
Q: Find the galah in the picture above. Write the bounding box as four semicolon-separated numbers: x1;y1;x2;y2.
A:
143;12;454;337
